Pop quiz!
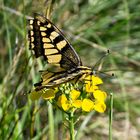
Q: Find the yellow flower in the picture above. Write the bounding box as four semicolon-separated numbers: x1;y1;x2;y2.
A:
57;94;67;107
82;99;94;112
62;102;71;111
70;89;82;108
42;89;57;100
83;75;107;113
73;100;82;108
30;75;107;114
57;94;71;111
93;90;107;101
85;83;98;93
94;101;106;113
70;90;82;108
71;89;80;100
30;88;58;101
85;75;103;85
91;75;103;85
30;88;46;101
57;89;82;111
93;90;107;113
85;75;103;93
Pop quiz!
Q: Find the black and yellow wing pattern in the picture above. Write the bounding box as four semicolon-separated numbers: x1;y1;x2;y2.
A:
28;13;92;90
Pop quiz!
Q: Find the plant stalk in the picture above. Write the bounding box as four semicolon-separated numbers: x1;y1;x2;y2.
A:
69;111;75;140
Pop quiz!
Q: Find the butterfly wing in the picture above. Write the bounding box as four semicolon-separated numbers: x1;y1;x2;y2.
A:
28;13;82;70
34;66;92;90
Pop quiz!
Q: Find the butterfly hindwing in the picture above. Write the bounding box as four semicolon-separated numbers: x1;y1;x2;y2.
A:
34;66;92;90
28;13;82;70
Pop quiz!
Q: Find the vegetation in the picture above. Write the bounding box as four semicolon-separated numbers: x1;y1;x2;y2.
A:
0;0;140;139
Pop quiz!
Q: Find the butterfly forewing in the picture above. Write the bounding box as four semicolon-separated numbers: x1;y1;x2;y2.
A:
28;13;82;70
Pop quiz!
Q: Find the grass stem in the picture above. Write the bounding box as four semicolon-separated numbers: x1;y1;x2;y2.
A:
109;93;113;140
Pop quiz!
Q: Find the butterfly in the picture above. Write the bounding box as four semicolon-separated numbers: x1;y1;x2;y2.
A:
28;13;93;91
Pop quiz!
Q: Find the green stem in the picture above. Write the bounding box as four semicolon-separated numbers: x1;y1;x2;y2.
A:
69;112;75;140
48;103;54;140
109;93;113;140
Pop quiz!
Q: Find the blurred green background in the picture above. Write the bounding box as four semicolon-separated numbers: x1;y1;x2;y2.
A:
0;0;140;140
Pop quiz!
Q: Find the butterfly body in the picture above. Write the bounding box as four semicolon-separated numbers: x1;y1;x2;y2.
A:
28;13;92;90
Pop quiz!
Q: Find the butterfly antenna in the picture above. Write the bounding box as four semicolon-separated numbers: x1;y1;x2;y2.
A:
92;50;110;71
96;71;115;78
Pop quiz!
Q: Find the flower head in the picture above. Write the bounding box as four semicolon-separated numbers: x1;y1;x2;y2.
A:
81;75;107;113
30;74;107;113
57;89;82;111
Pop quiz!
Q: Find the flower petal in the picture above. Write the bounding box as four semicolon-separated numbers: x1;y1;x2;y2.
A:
30;89;44;101
62;102;71;111
57;94;67;107
85;83;98;93
84;75;91;81
94;101;106;113
92;76;103;85
73;100;82;108
42;89;56;100
93;90;107;101
71;90;80;100
82;99;94;112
